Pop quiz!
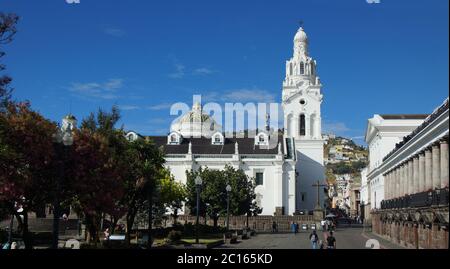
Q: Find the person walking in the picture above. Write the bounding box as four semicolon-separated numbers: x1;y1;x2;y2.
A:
295;222;299;234
272;221;277;233
320;219;326;231
291;222;296;234
309;230;319;249
326;231;337;249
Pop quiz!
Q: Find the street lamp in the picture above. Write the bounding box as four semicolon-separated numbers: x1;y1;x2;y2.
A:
226;184;232;231
51;116;75;249
195;175;203;244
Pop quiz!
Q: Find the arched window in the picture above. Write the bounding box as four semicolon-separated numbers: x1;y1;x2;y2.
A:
299;114;306;136
170;134;177;143
211;132;224;145
300;62;305;75
259;135;265;142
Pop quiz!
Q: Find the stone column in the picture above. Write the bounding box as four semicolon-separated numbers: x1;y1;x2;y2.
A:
425;148;433;191
293;115;299;137
392;169;396;198
386;172;392;200
305;115;310;138
384;173;388;200
432;144;440;190
274;166;284;214
399;167;403;196
418;152;426;192
413;156;420;194
404;164;408;196
440;140;449;188
388;171;393;199
408;159;414;195
395;168;400;198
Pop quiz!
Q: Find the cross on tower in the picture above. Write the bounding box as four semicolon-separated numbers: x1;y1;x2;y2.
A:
312;180;327;209
298;20;304;28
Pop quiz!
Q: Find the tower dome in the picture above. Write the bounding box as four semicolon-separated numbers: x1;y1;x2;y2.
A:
170;103;222;137
294;27;308;43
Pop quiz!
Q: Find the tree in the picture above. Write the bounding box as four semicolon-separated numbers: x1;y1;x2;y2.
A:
119;137;165;244
158;168;187;224
0;102;58;249
0;13;19;109
70;107;127;244
186;165;260;228
69;129;125;244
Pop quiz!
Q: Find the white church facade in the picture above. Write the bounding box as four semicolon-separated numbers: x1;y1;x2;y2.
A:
127;27;325;216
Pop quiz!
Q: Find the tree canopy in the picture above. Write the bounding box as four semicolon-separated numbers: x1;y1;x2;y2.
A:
185;165;260;228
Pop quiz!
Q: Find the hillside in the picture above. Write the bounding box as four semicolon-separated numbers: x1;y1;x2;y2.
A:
324;135;368;184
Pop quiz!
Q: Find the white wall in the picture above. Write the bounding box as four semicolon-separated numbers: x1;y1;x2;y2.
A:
295;140;325;210
165;156;295;216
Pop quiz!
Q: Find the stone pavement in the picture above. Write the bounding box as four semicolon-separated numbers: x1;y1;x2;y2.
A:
218;227;406;249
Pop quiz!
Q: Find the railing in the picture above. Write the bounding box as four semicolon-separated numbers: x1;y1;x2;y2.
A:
241;155;277;159
380;188;449;210
166;154;186;158
194;154;234;159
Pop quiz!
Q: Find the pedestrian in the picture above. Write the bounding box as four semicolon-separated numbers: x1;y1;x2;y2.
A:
272;221;277;233
326;231;336;249
291;222;296;234
295;222;299;234
321;219;326;231
309;230;319;249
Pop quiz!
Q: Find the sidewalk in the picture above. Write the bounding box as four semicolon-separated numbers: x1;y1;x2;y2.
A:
361;231;406;249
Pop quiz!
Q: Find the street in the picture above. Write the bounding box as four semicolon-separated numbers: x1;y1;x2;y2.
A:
218;227;405;249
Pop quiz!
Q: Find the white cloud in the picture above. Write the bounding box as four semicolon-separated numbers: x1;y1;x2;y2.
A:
322;122;351;134
104;28;125;37
118;105;140;111
193;67;215;75
147;103;173;111
168;63;186;79
69;78;124;99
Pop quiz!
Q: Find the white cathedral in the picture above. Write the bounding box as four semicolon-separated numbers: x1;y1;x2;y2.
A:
127;27;325;216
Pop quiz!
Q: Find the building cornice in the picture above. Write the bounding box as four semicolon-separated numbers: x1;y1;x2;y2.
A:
367;108;449;180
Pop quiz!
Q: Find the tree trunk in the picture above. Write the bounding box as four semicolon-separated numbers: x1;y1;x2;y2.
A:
126;209;137;245
173;208;178;225
213;216;218;229
125;198;137;245
22;209;32;250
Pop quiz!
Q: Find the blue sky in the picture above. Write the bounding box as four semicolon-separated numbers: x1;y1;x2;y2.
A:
1;0;448;144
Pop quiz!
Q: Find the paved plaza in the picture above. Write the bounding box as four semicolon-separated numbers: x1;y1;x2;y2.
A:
219;228;405;249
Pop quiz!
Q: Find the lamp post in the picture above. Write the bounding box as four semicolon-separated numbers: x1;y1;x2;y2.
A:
52;116;75;249
195;175;203;244
226;184;232;231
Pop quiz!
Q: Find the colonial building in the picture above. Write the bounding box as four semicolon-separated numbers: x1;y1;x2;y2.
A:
364;114;427;211
371;98;449;249
127;26;326;216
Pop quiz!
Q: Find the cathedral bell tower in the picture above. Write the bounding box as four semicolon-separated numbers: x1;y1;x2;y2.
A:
282;27;323;139
282;26;325;211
